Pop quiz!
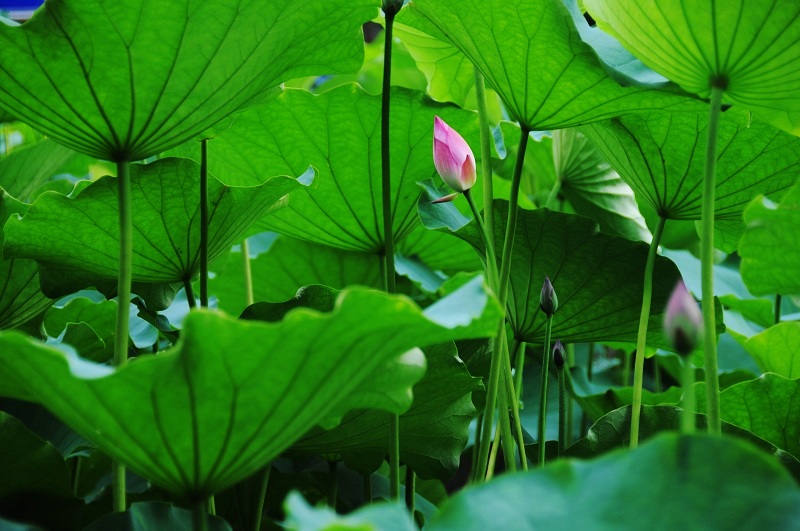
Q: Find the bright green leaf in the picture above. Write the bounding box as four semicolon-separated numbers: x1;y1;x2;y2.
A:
430;433;800;529
0;0;378;160
283;492;414;531
743;323;800;379
740;182;800;295
44;298;117;363
0;282;500;498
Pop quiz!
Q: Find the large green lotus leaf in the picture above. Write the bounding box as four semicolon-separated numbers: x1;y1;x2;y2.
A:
398;225;482;275
430;433;800;530
0;139;98;201
292;342;482;480
742;323;800;379
582;110;800;220
83;502;231;531
43;297;117;363
283;492;414;531
0;282;500;498
583;0;800;134
739;182;800;295
4;158;306;299
168;85;481;253
402;0;701;131
0;191;52;329
209;235;381;317
432;200;683;348
0;412;72;499
499;123;650;242
0;0;377;160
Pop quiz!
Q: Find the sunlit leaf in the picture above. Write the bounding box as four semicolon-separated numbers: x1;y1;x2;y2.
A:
742;323;800;379
0;0;378;160
0;282;500;498
430;434;800;529
583;0;800;134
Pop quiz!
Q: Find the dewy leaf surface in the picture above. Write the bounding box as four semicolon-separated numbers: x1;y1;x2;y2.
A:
292;342;482;480
434;200;683;347
0;282;501;498
0;0;378;160
739;182;800;296
169;85;481;253
4;158;306;299
582;110;800;220
404;0;701;131
430;434;800;530
583;0;800;134
743;323;800;379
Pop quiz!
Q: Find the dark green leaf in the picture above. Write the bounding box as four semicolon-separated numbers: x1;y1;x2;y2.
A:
83;502;231;531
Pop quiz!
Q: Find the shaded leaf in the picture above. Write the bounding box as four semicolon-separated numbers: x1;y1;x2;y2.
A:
44;297;117;363
430;434;800;530
740;182;800;296
83;502;231;531
0;0;378;160
0;281;500;498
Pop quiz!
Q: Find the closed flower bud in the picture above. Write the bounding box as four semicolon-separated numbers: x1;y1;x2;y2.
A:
553;339;565;369
432;116;476;201
539;276;558;316
664;281;703;356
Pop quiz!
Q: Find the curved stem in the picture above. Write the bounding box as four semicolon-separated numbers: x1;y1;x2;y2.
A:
473;67;494;237
544;178;561;210
537;314;553;466
184;278;197;310
702;86;725;436
681;357;696;435
242;239;255;306
253;465;271;531
557;366;566;457
473;127;530;482
112;159;133;512
199;139;209;308
629;215;667;448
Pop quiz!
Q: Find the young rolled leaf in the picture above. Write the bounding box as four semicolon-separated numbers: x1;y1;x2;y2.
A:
0;281;500;499
403;0;701;131
0;0;378;160
581;110;800;220
583;0;800;134
4;158;308;303
168;85;482;253
739;182;800;296
429;434;800;529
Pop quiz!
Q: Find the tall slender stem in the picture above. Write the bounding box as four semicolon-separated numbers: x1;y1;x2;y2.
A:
112;159;133;512
473;67;494;237
557;365;566;456
192;499;209;531
681;358;695;435
381;2;401;499
404;467;415;513
207;496;216;516
485;418;501;481
537;315;553;465
629;215;667;448
199;139;209;308
566;343;574;445
702;85;725;436
253;465;271;531
496;387;517;474
511;340;524;402
775;295;782;324
242;239;255;306
473;128;530;481
184;278;197;310
502;342;527;470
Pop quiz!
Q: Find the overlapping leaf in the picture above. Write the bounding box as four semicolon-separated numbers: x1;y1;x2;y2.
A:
583;0;800;134
403;0;700;131
582;110;800;220
742;323;800;379
0;0;378;160
0;281;501;498
430;434;800;529
4;158;307;300
169;85;482;253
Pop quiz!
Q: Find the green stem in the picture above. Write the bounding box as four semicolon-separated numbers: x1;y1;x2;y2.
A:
253;465;271;531
497;388;516;474
485;418;501;480
192;499;209;531
404;467;415;514
502;341;527;470
71;457;82;497
702;85;725;436
470;413;483;480
537;314;553;466
629;215;667;448
207;496;216;516
558;366;566;457
113;159;133;512
544;178;561;210
464;189;498;287
681;358;695;435
566;343;574;445
381;3;401;499
473;127;531;482
184;278;197;310
775;295;782;325
473;67;494;238
512;340;524;402
199;139;209;308
242;239;255;306
328;461;338;509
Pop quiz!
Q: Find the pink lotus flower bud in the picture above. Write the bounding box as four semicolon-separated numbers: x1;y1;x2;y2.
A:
539;276;558;316
433;116;476;199
664;281;703;356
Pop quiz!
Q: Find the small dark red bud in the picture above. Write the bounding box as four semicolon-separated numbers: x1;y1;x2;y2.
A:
553;339;565;369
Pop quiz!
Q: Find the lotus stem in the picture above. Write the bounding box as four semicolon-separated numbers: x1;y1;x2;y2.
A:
200;139;209;308
242;239;255;306
184;278;197;309
192;498;208;531
557;364;566;456
253;465;271;531
537;314;553;466
473;67;494;237
682;357;695;435
775;295;782;324
629;215;666;448
405;467;415;513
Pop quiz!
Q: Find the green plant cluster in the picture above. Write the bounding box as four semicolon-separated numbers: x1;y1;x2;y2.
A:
0;0;799;530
